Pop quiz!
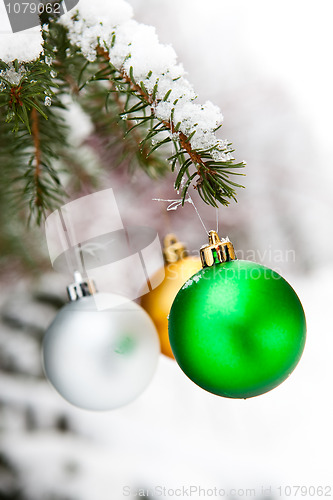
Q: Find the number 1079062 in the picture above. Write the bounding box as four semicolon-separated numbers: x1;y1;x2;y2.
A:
5;2;61;14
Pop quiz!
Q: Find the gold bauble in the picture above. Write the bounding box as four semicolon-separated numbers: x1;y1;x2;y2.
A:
140;235;201;359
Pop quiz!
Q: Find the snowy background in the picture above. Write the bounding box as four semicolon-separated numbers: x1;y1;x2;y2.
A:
1;1;333;499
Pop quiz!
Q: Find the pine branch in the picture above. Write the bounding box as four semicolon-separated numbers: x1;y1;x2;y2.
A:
0;5;246;228
43;19;168;179
94;47;244;207
0;58;68;224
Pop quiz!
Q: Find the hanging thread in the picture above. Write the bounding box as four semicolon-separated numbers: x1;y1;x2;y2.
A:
153;197;209;235
188;196;209;235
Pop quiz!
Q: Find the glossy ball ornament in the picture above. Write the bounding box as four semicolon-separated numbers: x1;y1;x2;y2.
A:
42;279;160;411
140;234;201;358
168;231;306;399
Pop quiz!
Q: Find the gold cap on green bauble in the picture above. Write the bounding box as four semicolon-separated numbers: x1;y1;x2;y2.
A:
200;230;236;267
168;229;307;399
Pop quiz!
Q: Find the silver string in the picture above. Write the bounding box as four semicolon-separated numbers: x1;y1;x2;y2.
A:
188;196;209;235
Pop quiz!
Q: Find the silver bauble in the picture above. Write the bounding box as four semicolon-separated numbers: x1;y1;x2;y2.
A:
42;293;160;411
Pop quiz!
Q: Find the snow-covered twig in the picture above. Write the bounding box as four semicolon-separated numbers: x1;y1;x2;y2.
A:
60;0;244;206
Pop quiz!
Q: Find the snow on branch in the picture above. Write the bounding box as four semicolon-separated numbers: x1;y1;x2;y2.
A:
0;0;244;215
60;0;245;206
61;0;228;157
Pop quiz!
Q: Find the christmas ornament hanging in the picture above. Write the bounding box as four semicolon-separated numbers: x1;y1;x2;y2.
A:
140;234;201;358
42;273;160;411
168;231;306;399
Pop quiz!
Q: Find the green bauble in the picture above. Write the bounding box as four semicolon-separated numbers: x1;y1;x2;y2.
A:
168;234;306;399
